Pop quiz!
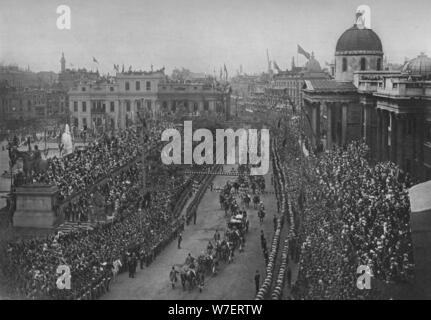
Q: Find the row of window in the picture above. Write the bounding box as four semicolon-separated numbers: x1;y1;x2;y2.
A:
341;57;382;72
160;101;211;112
125;81;152;91
72;100;153;113
79;81;152;92
274;81;299;87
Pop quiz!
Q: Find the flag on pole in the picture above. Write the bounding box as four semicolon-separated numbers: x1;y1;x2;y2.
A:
93;57;99;64
224;64;228;80
297;45;311;60
273;61;281;72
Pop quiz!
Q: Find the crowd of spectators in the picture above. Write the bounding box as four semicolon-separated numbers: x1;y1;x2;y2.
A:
1;120;194;299
2;178;185;300
31;121;173;201
2;158;188;300
270;104;414;299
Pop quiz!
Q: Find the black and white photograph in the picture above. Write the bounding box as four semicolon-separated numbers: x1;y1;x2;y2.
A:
0;0;431;307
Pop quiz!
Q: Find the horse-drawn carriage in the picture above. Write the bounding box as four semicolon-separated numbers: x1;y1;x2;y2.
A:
174;252;216;291
225;213;249;254
175;263;199;291
227;213;248;234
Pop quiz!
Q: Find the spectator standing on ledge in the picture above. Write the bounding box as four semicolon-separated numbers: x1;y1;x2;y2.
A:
254;270;260;294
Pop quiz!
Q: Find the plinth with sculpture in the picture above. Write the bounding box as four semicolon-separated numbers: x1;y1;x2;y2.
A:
13;183;61;229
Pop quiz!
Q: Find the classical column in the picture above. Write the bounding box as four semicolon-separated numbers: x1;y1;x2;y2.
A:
341;104;348;147
334;103;341;147
380;110;388;161
369;105;378;159
315;102;321;148
376;109;382;162
326;102;333;150
311;102;317;147
396;114;405;170
390;112;397;163
363;104;372;148
382;110;389;162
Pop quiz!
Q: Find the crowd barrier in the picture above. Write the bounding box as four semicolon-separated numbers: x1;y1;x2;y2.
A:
255;140;286;300
269;135;300;300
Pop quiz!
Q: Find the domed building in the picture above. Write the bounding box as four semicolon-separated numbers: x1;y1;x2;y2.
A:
402;53;431;78
300;6;431;182
304;52;322;73
335;24;384;81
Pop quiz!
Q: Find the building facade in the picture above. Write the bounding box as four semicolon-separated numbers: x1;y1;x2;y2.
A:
267;54;330;110
373;55;431;180
58;54;100;91
68;69;231;131
301;8;431;182
0;86;67;121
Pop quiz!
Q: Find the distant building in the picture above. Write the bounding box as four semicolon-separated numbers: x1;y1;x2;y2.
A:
68;68;231;131
0;65;57;88
158;80;230;118
0;85;68;122
58;53;100;91
267;53;330;109
231;74;269;98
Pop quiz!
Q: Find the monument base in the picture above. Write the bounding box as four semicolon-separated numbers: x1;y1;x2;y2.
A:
13;184;60;229
13;210;58;228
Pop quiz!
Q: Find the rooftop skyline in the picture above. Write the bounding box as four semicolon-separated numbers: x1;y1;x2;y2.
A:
1;0;430;75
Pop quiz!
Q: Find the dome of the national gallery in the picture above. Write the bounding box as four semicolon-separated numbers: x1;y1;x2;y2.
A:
335;24;383;54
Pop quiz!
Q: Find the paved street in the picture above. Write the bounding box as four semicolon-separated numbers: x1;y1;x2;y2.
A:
102;165;277;300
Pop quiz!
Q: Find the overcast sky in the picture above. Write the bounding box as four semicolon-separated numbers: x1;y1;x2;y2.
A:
1;0;430;75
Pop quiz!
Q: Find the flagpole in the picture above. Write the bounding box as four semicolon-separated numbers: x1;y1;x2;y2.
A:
297;51;299;69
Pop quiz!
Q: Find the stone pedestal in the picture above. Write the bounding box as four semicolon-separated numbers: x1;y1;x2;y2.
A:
13;184;60;229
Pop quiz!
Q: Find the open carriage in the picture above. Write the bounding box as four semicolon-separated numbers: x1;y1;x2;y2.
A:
227;214;248;234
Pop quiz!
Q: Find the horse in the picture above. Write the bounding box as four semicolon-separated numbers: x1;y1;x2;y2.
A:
197;254;217;275
180;267;197;291
8;147;49;181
